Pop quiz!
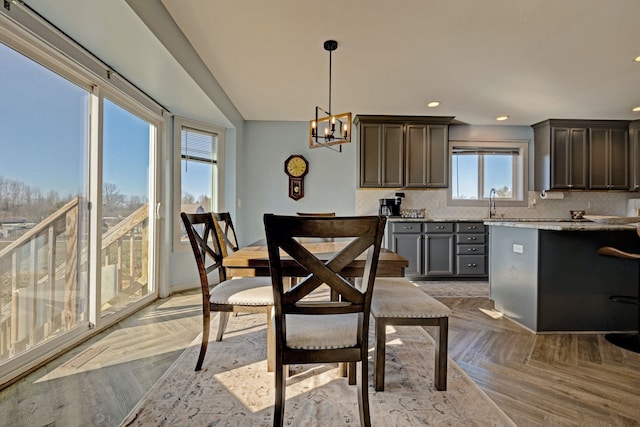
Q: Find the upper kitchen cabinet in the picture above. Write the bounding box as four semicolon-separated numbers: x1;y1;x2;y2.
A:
355;115;454;188
533;119;630;191
359;122;404;187
589;125;629;190
629;120;640;191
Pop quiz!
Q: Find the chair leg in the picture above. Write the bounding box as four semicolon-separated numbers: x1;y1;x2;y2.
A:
357;359;371;427
266;307;275;372
348;361;356;385
434;317;448;391
374;319;386;391
195;310;211;371
273;362;286;427
215;311;231;341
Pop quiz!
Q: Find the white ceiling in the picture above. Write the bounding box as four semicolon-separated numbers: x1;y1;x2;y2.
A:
161;0;640;126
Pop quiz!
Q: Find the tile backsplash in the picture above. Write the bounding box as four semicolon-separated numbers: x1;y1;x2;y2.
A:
355;189;638;220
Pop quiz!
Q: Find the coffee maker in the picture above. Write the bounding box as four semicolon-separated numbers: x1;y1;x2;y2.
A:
379;193;404;217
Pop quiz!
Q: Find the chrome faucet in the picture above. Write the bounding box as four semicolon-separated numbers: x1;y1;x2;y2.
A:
489;188;497;218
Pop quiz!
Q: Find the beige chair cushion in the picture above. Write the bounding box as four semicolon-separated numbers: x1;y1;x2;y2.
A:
371;278;451;318
209;277;273;305
285;313;358;349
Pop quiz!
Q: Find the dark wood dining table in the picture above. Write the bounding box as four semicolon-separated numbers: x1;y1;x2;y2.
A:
222;239;409;372
222;239;409;279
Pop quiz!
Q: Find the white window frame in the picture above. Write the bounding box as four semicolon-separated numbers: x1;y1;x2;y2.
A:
448;140;529;207
0;4;165;388
172;116;225;253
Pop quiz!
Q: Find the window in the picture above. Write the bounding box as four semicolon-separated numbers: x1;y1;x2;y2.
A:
173;117;225;248
448;140;529;206
0;8;163;387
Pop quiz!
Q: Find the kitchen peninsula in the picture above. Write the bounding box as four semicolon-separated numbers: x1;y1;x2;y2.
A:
487;220;640;332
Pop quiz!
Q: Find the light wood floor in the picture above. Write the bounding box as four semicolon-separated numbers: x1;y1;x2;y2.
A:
1;289;640;426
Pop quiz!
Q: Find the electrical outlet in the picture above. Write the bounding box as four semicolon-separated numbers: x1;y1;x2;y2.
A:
513;243;524;254
4;0;10;11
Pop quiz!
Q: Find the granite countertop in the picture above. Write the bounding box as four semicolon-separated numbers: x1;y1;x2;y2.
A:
386;216;640;231
386;217;483;223
483;220;638;231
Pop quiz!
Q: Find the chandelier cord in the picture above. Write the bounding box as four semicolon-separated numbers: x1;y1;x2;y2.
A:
328;48;332;116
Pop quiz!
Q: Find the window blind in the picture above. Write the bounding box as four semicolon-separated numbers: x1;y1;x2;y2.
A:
452;147;519;155
181;127;217;163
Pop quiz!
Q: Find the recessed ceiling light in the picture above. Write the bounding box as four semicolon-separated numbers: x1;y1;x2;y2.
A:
427;101;440;108
496;115;510;121
633;106;640;112
634;56;640;62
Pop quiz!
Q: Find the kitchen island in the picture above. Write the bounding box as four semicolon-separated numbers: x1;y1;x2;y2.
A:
487;220;640;332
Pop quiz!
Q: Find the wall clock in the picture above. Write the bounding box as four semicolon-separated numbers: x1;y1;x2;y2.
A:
284;154;309;200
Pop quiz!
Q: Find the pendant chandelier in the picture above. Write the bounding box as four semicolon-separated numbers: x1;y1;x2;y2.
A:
309;40;352;151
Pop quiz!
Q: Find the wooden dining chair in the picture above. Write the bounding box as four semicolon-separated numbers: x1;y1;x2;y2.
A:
181;212;273;371
263;214;387;427
212;212;240;254
295;212;336;217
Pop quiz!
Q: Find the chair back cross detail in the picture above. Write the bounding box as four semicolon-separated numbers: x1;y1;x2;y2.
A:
263;214;387;427
181;212;273;371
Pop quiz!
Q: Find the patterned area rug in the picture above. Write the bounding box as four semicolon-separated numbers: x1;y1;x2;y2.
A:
413;280;489;297
120;313;513;426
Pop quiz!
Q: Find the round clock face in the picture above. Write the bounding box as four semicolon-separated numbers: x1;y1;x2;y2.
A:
285;155;308;177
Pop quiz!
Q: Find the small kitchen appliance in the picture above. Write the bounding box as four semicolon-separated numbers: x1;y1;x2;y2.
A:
379;197;402;216
379;198;400;216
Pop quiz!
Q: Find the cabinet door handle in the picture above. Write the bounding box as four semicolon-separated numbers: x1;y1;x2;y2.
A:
468;248;477;252
466;226;477;230
467;263;477;267
467;237;477;241
402;226;413;229
436;226;444;229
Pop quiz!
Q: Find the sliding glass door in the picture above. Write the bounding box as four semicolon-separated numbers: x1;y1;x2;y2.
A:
0;30;160;384
100;99;154;317
0;41;91;364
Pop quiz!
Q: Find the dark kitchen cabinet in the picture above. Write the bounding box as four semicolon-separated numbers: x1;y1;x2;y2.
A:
533;119;631;192
388;222;422;276
387;221;487;279
356;115;454;188
424;222;455;276
359;122;403;187
455;222;487;276
534;120;588;190
405;124;449;187
630;120;640;191
589;126;629;190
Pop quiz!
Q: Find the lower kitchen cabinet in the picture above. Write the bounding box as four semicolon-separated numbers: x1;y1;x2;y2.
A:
424;223;454;276
387;221;488;279
455;222;487;276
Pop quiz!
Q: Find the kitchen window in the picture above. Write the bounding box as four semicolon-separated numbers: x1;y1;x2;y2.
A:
448;140;529;206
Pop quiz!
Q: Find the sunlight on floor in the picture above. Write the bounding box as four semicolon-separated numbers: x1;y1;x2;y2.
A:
479;308;503;319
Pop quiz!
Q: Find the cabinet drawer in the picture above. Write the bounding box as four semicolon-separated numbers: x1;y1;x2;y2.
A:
391;222;423;233
426;222;453;233
457;244;486;255
456;255;487;275
456;234;486;244
456;222;485;233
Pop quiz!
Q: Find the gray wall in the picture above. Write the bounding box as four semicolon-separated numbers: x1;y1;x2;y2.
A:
240;121;358;245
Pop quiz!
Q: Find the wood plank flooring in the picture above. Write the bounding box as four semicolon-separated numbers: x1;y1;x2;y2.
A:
434;297;640;426
1;288;639;426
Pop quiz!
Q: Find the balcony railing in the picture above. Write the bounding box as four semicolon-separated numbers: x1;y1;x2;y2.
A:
0;199;149;362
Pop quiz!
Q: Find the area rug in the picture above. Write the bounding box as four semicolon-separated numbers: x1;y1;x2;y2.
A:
120;313;514;426
413;280;489;298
